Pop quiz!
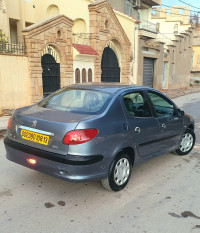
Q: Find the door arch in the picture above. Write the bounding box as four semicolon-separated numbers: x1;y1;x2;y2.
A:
101;47;120;82
41;53;60;97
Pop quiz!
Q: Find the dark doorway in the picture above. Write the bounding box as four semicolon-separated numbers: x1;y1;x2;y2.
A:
88;68;92;82
101;47;120;82
82;68;86;83
41;54;60;97
75;68;80;83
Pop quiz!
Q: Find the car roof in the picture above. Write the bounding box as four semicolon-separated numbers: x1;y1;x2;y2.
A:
67;83;153;94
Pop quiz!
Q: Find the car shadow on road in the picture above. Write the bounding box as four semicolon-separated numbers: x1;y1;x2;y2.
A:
15;151;193;199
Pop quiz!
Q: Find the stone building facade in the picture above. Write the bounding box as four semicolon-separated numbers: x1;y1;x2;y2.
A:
0;0;136;109
23;15;74;103
0;0;194;113
192;26;200;74
149;5;193;89
89;1;131;83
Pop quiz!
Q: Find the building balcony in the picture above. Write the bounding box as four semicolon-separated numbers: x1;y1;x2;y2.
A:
142;0;161;7
138;20;157;39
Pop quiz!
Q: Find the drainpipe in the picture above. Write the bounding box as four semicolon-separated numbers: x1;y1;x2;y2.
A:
132;25;138;84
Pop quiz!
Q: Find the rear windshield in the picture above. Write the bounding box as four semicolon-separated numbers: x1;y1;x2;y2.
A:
38;88;112;115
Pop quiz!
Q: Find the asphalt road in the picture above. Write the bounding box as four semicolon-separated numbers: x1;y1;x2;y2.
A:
0;93;200;233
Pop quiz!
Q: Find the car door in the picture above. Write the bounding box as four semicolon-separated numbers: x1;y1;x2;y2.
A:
121;90;161;158
146;90;184;151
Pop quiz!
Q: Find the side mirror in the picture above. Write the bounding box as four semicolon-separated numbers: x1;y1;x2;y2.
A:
177;108;185;116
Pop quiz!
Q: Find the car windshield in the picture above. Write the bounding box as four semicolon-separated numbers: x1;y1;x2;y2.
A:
39;88;112;115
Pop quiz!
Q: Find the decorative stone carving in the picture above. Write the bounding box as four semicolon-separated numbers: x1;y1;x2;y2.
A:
88;0;131;83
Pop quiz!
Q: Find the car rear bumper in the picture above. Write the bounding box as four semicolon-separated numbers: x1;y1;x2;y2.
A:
4;137;107;182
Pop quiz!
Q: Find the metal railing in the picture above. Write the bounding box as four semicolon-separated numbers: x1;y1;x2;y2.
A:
0;30;26;55
0;42;26;55
72;33;92;46
138;20;157;33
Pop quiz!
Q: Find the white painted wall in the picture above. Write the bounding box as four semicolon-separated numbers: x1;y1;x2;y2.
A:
73;55;95;83
151;18;191;40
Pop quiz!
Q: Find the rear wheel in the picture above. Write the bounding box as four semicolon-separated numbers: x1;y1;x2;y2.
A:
175;129;195;156
101;152;132;191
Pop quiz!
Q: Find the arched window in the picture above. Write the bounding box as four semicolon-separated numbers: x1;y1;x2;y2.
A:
156;23;160;33
82;69;86;83
73;19;87;44
73;19;87;34
88;69;92;82
75;68;80;83
174;24;178;34
46;5;60;17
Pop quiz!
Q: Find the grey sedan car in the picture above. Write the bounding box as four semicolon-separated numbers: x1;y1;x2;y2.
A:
4;84;195;191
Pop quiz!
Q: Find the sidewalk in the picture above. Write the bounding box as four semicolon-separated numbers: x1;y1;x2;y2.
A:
0;116;10;131
162;83;200;99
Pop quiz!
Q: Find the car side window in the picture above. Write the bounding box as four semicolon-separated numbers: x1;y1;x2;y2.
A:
123;92;152;118
148;91;174;117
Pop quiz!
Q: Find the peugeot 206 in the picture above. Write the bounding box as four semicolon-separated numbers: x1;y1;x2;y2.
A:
4;84;195;191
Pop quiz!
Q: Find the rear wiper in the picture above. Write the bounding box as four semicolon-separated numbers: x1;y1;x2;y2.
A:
65;93;81;112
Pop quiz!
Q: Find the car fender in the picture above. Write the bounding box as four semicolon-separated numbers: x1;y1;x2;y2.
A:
111;141;138;164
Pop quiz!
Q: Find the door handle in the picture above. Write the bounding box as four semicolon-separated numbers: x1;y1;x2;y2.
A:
161;123;166;129
135;127;141;133
123;123;129;131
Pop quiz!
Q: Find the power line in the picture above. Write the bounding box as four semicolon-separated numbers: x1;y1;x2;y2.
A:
161;4;200;14
178;0;200;10
157;32;173;42
153;8;191;18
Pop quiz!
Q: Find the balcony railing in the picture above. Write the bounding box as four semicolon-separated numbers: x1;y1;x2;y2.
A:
72;33;92;46
0;42;26;55
138;20;157;33
0;30;26;55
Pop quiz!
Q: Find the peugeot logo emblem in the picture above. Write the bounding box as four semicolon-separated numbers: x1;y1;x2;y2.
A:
32;120;37;128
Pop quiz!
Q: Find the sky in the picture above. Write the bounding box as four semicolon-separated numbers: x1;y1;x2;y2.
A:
161;0;200;12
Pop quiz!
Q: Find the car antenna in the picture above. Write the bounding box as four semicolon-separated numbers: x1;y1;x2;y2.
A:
120;69;135;85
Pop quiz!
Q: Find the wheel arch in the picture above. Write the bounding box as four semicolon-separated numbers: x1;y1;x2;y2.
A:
187;124;194;131
120;147;135;166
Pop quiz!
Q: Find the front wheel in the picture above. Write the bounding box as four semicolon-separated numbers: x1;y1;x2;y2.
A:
101;152;132;192
175;129;195;156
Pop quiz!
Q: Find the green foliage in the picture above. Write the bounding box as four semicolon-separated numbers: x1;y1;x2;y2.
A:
194;80;200;84
0;29;8;43
190;83;194;87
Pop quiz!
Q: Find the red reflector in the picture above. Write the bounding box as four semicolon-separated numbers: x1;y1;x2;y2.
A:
63;129;98;145
8;117;12;130
27;158;37;165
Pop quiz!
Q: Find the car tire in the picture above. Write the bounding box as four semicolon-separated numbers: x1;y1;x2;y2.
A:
175;128;195;156
101;152;132;192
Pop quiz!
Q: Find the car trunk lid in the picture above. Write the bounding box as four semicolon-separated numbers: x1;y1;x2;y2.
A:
10;105;95;155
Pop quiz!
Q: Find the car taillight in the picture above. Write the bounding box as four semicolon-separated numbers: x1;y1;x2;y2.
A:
27;158;37;165
63;129;98;145
8;117;12;130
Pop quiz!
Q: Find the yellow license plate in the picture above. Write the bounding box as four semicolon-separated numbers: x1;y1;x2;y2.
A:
20;129;49;146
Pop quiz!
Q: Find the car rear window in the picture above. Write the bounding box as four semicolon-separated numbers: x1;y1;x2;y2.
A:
39;88;112;115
